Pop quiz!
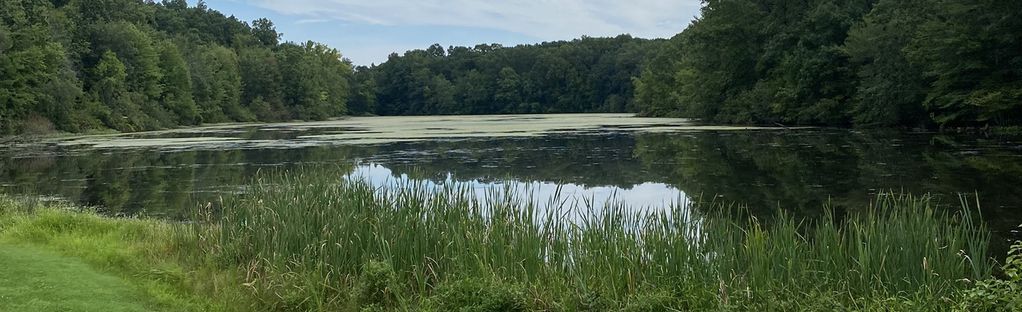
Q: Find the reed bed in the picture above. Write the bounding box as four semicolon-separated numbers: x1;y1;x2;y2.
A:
193;169;994;310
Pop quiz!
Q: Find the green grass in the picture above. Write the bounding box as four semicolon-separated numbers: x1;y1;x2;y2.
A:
1;169;1018;311
193;169;999;310
0;243;153;312
0;198;245;312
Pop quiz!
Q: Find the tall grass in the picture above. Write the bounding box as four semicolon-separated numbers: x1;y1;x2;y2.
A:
194;169;994;310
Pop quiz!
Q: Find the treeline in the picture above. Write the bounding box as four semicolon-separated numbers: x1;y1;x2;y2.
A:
6;0;1019;134
0;0;352;135
351;36;662;115
635;0;1022;127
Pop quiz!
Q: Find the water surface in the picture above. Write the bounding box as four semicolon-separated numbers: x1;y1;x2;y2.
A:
2;114;1020;242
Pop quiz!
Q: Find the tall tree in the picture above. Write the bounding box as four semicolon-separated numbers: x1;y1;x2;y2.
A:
637;0;1022;128
1;0;355;135
238;45;285;120
844;0;930;127
89;21;172;127
368;37;660;116
905;0;1022;126
189;45;246;123
91;50;144;131
157;40;199;125
0;0;86;133
494;67;522;112
278;41;351;120
347;66;378;115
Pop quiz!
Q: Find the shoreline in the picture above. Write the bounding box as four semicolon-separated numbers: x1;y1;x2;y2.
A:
2;173;1018;311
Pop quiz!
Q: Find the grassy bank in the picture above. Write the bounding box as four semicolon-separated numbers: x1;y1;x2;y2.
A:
0;197;247;311
0;243;158;311
1;171;1020;311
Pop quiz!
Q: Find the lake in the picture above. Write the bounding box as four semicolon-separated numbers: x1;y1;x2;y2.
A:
2;114;1020;242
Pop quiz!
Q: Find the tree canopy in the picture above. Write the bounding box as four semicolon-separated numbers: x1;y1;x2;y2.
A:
3;0;1020;134
351;36;662;116
634;0;1022;128
0;0;353;134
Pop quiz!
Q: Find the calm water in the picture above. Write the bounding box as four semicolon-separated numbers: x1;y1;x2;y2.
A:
2;118;1021;243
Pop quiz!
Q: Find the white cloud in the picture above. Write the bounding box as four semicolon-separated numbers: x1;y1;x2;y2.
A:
250;0;702;40
294;18;331;24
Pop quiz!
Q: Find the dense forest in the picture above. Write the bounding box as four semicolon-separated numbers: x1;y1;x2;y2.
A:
0;0;352;135
1;0;661;134
352;36;662;115
634;0;1022;127
4;0;1021;134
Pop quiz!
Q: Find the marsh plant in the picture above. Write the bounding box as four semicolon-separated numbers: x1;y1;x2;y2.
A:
960;228;1022;311
192;169;994;310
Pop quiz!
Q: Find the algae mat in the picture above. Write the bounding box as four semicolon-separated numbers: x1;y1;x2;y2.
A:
36;114;794;150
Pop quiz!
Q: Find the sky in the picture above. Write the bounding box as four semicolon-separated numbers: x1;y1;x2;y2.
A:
198;0;704;66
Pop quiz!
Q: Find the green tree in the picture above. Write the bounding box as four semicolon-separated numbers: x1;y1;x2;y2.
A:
637;0;1022;128
68;0;153;25
844;0;930;127
494;67;522;113
634;35;683;117
278;41;351;120
91;50;144;131
454;70;492;115
251;18;279;46
0;0;85;134
905;0;1022;126
369;37;659;116
156;40;199;125
189;45;247;123
238;46;285;120
0;0;359;134
89;21;174;128
667;0;767;123
425;74;455;114
348;66;378;115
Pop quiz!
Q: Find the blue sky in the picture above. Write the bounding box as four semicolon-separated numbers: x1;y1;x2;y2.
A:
198;0;703;66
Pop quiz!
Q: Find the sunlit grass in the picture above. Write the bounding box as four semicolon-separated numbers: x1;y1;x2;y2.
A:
0;243;156;311
0;198;244;312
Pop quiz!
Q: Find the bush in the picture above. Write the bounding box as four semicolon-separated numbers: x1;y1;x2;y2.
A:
18;115;56;135
960;229;1022;311
571;290;612;311
621;290;685;312
0;196;16;215
430;278;527;312
353;260;399;309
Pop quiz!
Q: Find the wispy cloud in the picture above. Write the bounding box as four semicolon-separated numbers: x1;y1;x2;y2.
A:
295;18;331;24
250;0;701;40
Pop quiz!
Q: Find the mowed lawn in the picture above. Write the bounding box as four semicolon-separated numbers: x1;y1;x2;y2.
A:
0;243;155;312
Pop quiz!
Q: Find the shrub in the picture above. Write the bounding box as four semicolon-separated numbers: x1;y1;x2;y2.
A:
353;260;399;309
621;289;685;312
960;233;1022;312
430;278;527;312
18;115;56;135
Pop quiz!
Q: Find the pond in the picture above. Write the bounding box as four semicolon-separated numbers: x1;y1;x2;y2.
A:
2;114;1021;242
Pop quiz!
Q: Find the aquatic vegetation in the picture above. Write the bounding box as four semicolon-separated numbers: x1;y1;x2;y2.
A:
0;169;1010;311
959;232;1022;311
190;169;995;310
37;114;790;150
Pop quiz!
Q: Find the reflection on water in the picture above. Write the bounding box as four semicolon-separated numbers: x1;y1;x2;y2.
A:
2;127;1021;244
349;163;687;213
